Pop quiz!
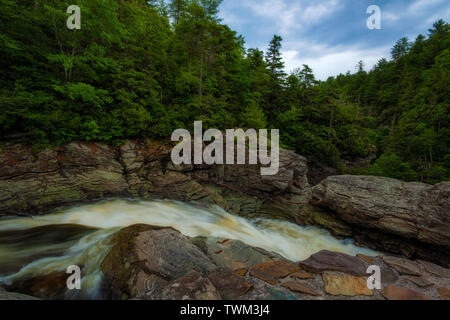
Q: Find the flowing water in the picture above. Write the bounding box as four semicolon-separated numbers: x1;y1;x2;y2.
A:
0;199;378;299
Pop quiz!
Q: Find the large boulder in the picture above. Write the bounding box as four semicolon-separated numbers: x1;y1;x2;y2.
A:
311;176;450;248
100;225;217;299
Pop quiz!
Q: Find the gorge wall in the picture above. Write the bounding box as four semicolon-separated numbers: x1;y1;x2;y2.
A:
0;140;448;266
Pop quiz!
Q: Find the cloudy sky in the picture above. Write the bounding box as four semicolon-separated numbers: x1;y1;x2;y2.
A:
218;0;450;80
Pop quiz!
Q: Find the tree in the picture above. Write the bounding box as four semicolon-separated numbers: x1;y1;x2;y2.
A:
391;37;411;61
265;35;285;81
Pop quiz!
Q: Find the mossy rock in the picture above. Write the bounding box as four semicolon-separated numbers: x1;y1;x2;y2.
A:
299;205;353;237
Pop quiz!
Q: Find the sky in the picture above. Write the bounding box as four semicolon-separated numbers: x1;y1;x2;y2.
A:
218;0;450;80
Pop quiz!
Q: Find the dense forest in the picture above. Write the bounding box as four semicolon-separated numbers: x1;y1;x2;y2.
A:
0;0;448;183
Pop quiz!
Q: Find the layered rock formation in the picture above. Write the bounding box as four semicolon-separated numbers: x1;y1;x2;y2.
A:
0;140;449;268
96;225;450;300
0;140;310;222
311;175;450;266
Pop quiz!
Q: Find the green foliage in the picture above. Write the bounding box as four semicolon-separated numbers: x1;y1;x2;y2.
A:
0;1;448;183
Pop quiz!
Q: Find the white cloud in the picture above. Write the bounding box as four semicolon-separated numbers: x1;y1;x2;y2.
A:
282;44;391;80
408;0;445;13
241;0;341;35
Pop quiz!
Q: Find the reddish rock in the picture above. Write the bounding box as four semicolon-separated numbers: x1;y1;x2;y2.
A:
291;271;315;280
357;254;374;265
438;287;450;300
381;285;430;300
299;251;367;276
250;261;300;285
207;268;253;300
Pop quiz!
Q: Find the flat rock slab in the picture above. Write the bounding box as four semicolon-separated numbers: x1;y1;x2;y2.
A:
299;250;367;276
418;260;450;279
404;276;434;288
381;285;430;300
250;261;300;285
323;273;373;296
281;281;320;296
382;256;422;276
291;271;315;280
207;268;253;300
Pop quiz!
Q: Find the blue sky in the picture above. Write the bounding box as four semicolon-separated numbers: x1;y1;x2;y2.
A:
218;0;450;80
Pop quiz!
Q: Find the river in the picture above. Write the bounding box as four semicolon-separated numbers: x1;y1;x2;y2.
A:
0;199;378;298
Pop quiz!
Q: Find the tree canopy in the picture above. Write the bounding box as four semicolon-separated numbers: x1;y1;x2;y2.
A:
0;1;448;183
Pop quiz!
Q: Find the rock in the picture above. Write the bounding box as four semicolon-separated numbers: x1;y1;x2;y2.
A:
381;285;430;300
207;268;253;300
192;237;278;271
101;225;217;299
160;271;221;300
7;271;68;300
250;261;300;285
0;141;311;222
0;142;128;215
297;205;353;237
281;281;320;296
438;287;450;300
404;276;434;288
311;176;450;249
290;271;315;280
418;260;450;279
299;251;368;276
357;254;374;265
382;256;422;276
322;273;373;297
0;287;40;300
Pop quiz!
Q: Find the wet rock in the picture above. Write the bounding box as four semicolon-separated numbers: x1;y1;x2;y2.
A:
381;285;430;300
382;256;422;276
299;251;367;276
160;271;221;300
101;225;217;299
7;271;68;300
281;281;320;296
311;176;450;249
0;287;40;300
207;268;253;300
297;205;353;237
322;273;373;297
250;261;300;285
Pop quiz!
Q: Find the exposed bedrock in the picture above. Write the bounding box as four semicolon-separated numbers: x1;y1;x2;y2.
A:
98;225;450;300
310;175;450;266
0;140;449;266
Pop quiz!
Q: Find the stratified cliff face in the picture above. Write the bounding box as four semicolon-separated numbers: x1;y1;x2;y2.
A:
0;140;449;266
0;140;311;220
311;175;450;248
